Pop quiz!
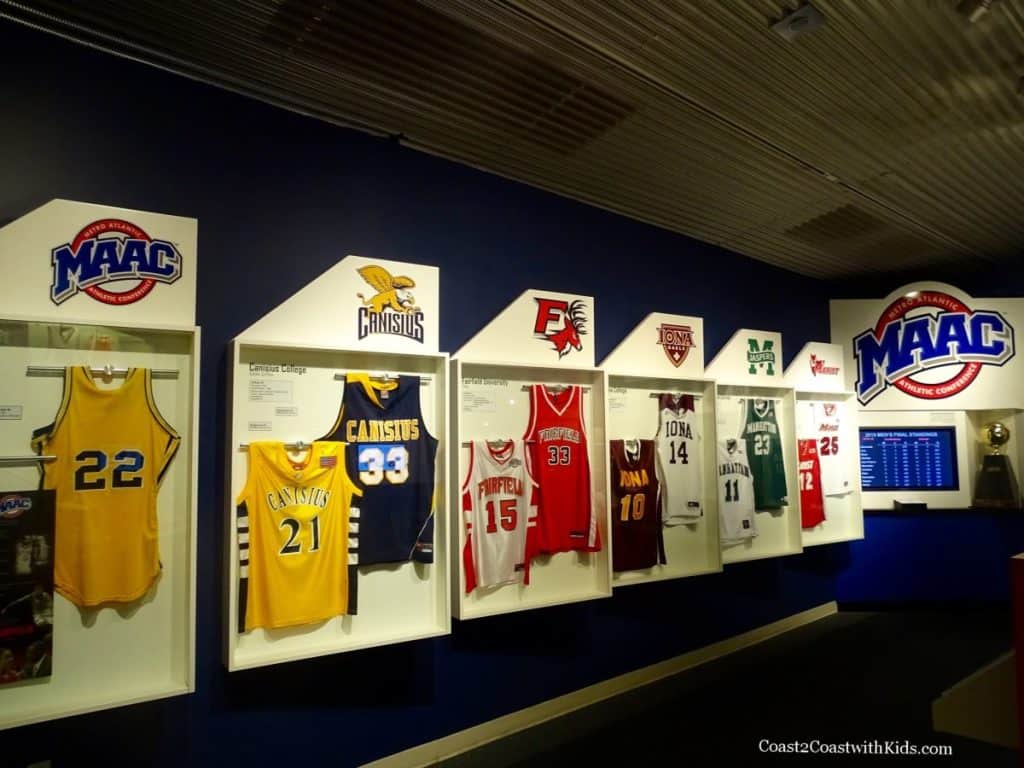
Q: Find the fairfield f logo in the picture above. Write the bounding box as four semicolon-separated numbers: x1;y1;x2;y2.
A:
747;338;776;376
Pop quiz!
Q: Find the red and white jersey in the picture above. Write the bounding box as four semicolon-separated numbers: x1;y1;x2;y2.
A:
461;440;538;593
798;439;826;529
800;401;849;496
523;384;600;554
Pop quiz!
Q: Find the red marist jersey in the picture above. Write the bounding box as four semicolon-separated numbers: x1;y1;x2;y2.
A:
610;439;665;572
461;440;539;593
523;384;600;554
798;439;826;529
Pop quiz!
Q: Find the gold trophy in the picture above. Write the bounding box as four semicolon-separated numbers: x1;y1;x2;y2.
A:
973;422;1020;509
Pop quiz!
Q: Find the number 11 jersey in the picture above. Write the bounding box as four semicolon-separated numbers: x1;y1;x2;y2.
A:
320;374;438;565
656;394;702;524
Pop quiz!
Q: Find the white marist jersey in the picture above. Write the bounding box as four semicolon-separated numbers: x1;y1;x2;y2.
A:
656;394;702;523
717;440;757;542
461;440;538;593
803;401;850;496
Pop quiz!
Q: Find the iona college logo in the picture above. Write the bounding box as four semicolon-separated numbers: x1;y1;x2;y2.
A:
854;290;1015;405
534;298;587;358
356;265;424;343
51;219;182;305
0;494;32;518
658;323;695;368
810;354;840;376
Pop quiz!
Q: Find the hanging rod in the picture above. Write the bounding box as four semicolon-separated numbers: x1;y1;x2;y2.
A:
333;372;432;384
239;440;313;451
0;455;56;465
460;439;536;446
27;365;179;380
519;384;591;393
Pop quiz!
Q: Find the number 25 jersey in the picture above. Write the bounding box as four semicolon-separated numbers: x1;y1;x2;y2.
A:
31;367;180;607
320;374;438;565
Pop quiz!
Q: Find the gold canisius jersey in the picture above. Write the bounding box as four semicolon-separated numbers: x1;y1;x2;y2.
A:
31;367;180;607
236;441;360;632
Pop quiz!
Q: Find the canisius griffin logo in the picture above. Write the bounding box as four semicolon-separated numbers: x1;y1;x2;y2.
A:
854;290;1015;405
658;323;695;368
51;219;182;305
0;494;32;518
356;265;424;343
534;298;587;358
810;354;840;377
747;338;776;376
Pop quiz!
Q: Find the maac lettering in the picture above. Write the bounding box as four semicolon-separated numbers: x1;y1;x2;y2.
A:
51;237;181;305
855;310;1014;404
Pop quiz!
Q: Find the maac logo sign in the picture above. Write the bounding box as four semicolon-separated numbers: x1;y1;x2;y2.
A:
747;338;776;376
356;265;425;343
51;219;182;305
534;298;587;358
854;290;1015;405
0;494;32;518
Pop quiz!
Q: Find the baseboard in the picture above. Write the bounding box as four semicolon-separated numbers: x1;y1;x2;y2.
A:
361;601;838;768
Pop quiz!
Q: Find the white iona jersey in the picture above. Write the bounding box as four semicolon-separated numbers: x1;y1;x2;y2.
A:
461;440;538;593
800;401;850;496
717;440;757;542
656;394;702;524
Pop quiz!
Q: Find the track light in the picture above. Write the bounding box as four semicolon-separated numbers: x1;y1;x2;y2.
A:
771;4;826;42
956;0;996;23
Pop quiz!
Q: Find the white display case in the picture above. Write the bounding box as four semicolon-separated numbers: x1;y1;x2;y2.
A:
451;360;612;619
605;375;722;586
224;340;450;670
784;342;865;546
0;316;199;730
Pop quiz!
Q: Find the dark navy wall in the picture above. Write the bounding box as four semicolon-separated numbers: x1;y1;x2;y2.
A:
0;19;850;768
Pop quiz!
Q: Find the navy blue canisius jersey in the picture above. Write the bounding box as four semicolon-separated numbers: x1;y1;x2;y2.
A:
320;374;438;565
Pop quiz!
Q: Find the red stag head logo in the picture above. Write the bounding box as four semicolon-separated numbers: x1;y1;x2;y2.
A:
534;298;588;358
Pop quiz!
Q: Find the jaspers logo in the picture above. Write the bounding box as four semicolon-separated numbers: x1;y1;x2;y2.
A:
356;265;424;343
51;219;181;305
534;298;587;358
747;338;776;376
854;290;1015;405
0;494;32;518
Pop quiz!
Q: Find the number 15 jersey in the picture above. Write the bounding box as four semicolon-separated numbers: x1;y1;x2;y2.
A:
320;374;438;565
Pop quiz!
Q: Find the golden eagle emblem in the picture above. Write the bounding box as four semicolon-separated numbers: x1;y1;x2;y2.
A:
357;265;418;314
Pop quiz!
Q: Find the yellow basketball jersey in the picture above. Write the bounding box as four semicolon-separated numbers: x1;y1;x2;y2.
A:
236;441;360;632
31;367;180;607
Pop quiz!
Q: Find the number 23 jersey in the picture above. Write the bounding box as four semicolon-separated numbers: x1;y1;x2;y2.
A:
320;374;438;565
32;367;180;607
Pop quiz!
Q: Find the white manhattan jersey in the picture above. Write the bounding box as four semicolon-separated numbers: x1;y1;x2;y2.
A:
461;440;538;593
656;394;702;524
800;401;850;496
717;440;757;542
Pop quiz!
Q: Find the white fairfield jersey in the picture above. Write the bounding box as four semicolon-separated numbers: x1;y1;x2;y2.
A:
801;402;849;496
717;440;756;542
461;440;538;593
656;394;702;524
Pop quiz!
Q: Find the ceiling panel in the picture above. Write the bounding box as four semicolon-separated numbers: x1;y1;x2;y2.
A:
3;0;1022;277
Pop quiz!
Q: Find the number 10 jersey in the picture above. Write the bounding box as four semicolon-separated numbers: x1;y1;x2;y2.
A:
320;374;438;565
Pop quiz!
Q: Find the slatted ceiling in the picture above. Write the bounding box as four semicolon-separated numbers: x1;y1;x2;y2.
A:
4;1;1023;278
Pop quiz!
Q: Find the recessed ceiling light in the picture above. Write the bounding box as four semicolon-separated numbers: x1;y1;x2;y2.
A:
771;4;827;42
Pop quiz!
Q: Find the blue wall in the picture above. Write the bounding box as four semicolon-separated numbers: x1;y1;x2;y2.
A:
0;18;1009;767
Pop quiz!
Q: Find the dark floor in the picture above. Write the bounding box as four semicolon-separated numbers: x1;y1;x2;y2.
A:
443;609;1018;767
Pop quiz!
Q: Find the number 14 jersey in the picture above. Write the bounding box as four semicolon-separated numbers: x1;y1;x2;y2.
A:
656;394;702;524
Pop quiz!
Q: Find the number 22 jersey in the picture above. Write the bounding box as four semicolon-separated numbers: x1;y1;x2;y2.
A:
320;374;438;565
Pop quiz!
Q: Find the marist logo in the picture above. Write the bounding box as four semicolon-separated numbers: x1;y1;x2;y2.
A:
747;338;776;376
356;265;425;343
533;298;587;358
50;219;182;306
810;354;840;377
854;290;1015;405
658;323;695;368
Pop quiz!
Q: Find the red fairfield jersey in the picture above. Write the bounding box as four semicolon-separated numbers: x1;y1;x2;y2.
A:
798;439;826;529
461;440;538;593
523;385;600;554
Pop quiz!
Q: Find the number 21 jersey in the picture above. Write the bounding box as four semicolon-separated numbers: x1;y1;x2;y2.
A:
320;374;438;565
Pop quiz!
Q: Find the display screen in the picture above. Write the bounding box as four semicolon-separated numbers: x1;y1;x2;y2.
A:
859;427;959;491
